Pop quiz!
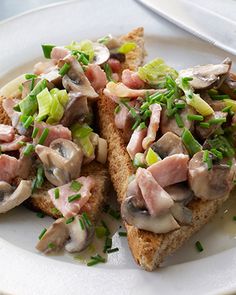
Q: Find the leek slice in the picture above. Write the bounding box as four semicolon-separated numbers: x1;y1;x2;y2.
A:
35;88;52;122
46;91;64;124
71;123;94;157
118;42;136;54
138;58;178;84
145;148;161;166
18;79;47;116
223;99;236;112
66;40;94;62
177;78;214;116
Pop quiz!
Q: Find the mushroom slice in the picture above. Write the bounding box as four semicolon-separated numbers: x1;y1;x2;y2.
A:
0;180;32;213
35;139;83;186
92;43;110;65
62;55;98;99
165;183;194;204
178;58;231;89
121;196;180;234
170;203;192;225
36;218;69;253
189;151;236;200
65;215;94;253
96;137;108;164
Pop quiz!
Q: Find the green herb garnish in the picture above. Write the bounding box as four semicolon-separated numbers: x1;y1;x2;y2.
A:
38;228;47;240
70;180;82;192
195;241;204;252
68;193;81;203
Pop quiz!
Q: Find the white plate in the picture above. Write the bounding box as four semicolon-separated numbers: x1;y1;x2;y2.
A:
0;0;236;294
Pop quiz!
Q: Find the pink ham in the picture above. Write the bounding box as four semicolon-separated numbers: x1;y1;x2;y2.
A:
142;103;162;150
33;60;57;75
33;122;72;146
147;154;189;188
85;64;107;91
48;176;95;218
0;155;20;183
1;135;30;152
136;168;174;216
127;178;145;208
122;69;145;89
2;98;21;128
50;46;70;61
107;58;122;73
127;126;147;160
0;124;14;143
115;104;130;130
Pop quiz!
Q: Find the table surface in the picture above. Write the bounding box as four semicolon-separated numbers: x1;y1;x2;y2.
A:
0;0;70;21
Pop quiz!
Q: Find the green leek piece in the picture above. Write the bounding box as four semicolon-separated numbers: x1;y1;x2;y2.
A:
18;79;47;116
50;88;69;107
46;90;64;124
145;148;160;166
223;98;236;112
66;40;94;62
118;42;136;54
35;88;52;121
177;78;214;116
137;58;178;84
71;123;93;139
41;44;55;59
78;136;94;158
182;128;202;157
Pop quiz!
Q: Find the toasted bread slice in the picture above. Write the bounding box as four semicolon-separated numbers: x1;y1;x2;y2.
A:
0;100;109;222
98;27;229;271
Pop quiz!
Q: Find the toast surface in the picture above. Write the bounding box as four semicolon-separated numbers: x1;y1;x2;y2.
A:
98;27;229;271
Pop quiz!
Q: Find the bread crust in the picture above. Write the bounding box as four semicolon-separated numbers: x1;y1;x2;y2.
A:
97;27;229;271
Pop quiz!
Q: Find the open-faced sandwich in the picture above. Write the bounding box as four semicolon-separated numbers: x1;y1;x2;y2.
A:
0;28;143;256
98;34;236;270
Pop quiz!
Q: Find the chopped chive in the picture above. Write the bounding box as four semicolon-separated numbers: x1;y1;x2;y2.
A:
51;207;61;215
175;102;186;109
41;44;55;59
23;143;35;156
79;218;85;230
199;122;210;128
31;178;37;193
54;188;60;199
208;118;226;125
107;247;119;254
38;228;47;240
13;104;21;112
103;237;112;253
25;73;37;80
132;119;141;131
68;193;81;203
114;105;121;114
38;128;49;145
82;212;92;227
118;231;127;237
103;63;113;82
101;220;110;236
70;180;82;192
59;63;71;76
222;106;232;113
87;260;100;266
182;128;202;157
32;127;39;139
17;141;27;146
36;212;45;218
203;150;212;170
187;114;204;121
23;115;34;129
143;109;152;120
195;241;204;252
30;77;35;91
87;255;106;266
210;148;223;160
95;226;107;239
233;216;236;221
78;53;89;65
108;209;121;220
175;113;184;128
66;217;75;224
167;107;177;117
211;94;230;100
48;242;56;249
139;122;146;130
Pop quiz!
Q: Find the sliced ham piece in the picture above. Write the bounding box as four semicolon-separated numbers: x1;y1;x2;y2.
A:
142;104;162;150
122;69;145;89
0;155;20;183
85;64;107;92
147;154;189;188
0;135;30;152
136;168;174;216
115;104;130;130
107;58;122;73
33;60;57;75
48;176;95;218
127;126;147;160
0;124;14;143
104;82;159;103
50;46;70;61
33;122;72;147
127;178;145;208
2;98;20;127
